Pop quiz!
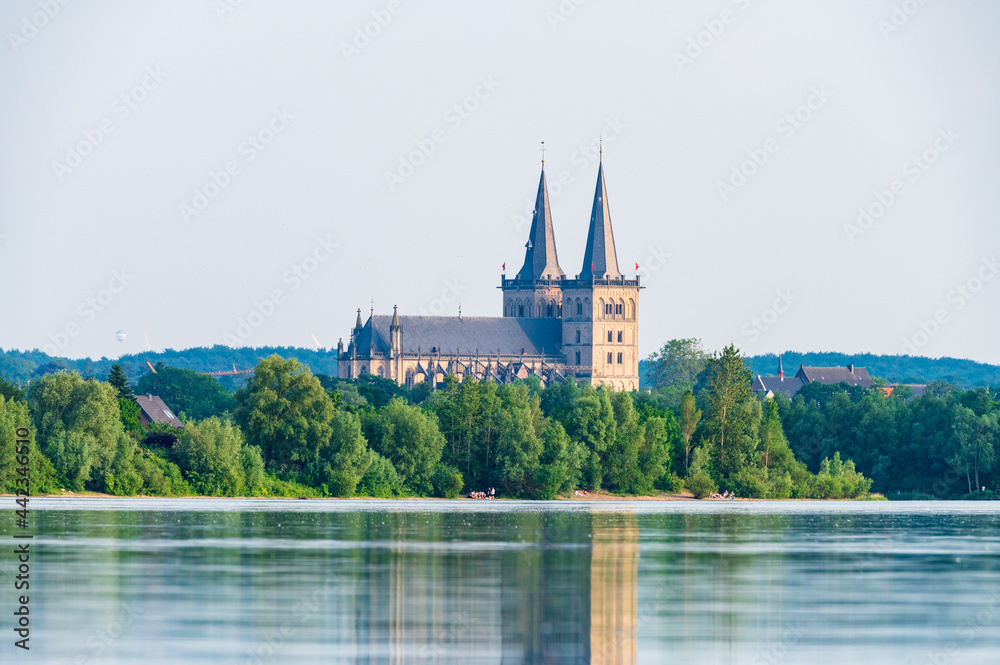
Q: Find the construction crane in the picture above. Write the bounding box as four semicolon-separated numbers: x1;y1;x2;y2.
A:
202;364;255;377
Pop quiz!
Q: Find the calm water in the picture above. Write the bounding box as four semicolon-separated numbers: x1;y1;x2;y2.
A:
3;499;999;664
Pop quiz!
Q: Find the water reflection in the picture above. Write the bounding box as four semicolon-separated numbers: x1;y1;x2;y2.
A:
351;510;638;664
12;500;1000;665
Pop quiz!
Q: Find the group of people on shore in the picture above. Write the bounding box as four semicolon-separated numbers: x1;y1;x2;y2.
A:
468;488;495;500
711;491;740;500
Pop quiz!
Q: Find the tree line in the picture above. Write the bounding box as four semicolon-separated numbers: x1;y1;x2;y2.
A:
2;343;884;500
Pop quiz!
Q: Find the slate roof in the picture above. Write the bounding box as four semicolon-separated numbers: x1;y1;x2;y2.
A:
517;168;565;280
356;315;563;356
796;365;874;388
751;375;806;397
135;394;183;428
580;162;622;279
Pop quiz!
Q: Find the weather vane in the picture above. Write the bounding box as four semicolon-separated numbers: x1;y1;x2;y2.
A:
540;141;545;167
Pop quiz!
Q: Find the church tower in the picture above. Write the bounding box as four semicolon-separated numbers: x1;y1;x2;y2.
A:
501;162;565;319
561;160;641;390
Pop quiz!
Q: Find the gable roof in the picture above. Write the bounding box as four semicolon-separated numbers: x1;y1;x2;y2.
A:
135;394;183;428
751;375;806;397
357;315;563;356
796;365;874;388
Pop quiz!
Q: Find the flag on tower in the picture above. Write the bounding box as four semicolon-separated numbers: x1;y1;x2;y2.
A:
635;262;639;271
502;262;505;271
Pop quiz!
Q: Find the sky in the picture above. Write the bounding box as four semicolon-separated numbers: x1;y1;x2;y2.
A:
1;0;998;365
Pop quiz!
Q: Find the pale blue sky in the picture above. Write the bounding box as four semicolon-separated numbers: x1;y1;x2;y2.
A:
2;0;998;363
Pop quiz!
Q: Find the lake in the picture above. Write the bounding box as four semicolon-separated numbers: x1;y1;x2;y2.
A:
4;499;999;664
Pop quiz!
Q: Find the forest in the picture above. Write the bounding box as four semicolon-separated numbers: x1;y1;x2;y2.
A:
2;339;996;500
0;346;872;500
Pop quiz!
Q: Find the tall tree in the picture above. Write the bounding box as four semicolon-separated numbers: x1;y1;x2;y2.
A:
679;389;701;472
234;355;335;473
367;398;445;494
645;338;710;406
106;364;134;400
700;344;761;479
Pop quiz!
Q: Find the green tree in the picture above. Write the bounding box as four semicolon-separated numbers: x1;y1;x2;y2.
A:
367;398;445;494
0;395;58;494
357;451;403;497
304;410;373;496
686;446;717;499
234;356;334;474
493;384;543;496
107;364;134;399
701;345;761;479
562;384;616;490
137;364;236;420
679;389;701;472
645;338;709;406
27;372;125;489
173;418;248;496
0;375;25;402
951;406;997;493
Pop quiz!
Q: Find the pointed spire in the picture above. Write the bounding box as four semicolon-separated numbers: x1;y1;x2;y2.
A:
354;308;363;334
777;356;784;379
581;161;622;279
517;165;564;281
390;305;400;331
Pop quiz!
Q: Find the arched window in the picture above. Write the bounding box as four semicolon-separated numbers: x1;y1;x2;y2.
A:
607;330;613;343
518;303;524;317
617;352;623;364
547;301;554;318
584;298;591;318
361;365;368;375
628;299;635;319
506;299;513;317
607;352;613;364
599;299;606;319
576;299;583;316
347;366;353;378
575;351;581;365
575;329;581;344
617;330;622;343
377;365;384;377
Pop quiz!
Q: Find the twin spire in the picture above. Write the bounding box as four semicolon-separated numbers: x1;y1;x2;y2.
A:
516;153;621;281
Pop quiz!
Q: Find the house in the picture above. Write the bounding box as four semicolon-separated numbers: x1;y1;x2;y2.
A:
135;394;183;428
751;357;806;398
752;358;877;397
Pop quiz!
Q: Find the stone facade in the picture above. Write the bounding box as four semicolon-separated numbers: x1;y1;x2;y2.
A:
338;160;641;390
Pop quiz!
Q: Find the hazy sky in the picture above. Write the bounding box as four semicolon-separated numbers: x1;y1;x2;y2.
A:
2;0;998;365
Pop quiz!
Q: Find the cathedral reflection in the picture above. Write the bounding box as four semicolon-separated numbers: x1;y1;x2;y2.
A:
351;511;638;664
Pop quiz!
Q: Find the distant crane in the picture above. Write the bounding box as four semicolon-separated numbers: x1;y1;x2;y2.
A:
202;364;255;377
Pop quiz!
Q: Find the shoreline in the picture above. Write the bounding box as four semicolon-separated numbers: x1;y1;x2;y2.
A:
3;490;888;501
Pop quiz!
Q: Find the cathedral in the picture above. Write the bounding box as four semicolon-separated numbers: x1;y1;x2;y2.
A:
337;157;642;390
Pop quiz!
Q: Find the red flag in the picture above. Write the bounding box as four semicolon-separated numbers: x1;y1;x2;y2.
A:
635;262;639;271
502;262;505;271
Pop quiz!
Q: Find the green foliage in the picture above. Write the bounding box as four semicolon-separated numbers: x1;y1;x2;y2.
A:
137;364;236;420
431;463;465;498
700;345;761;478
685;447;717;499
366;398;445;494
172;418;250;496
106;364;134;399
644;338;711;409
304;410;373;497
28;372;125;490
118;397;143;434
357;452;403;497
235;356;335;474
1;375;25;402
0;395;58;494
